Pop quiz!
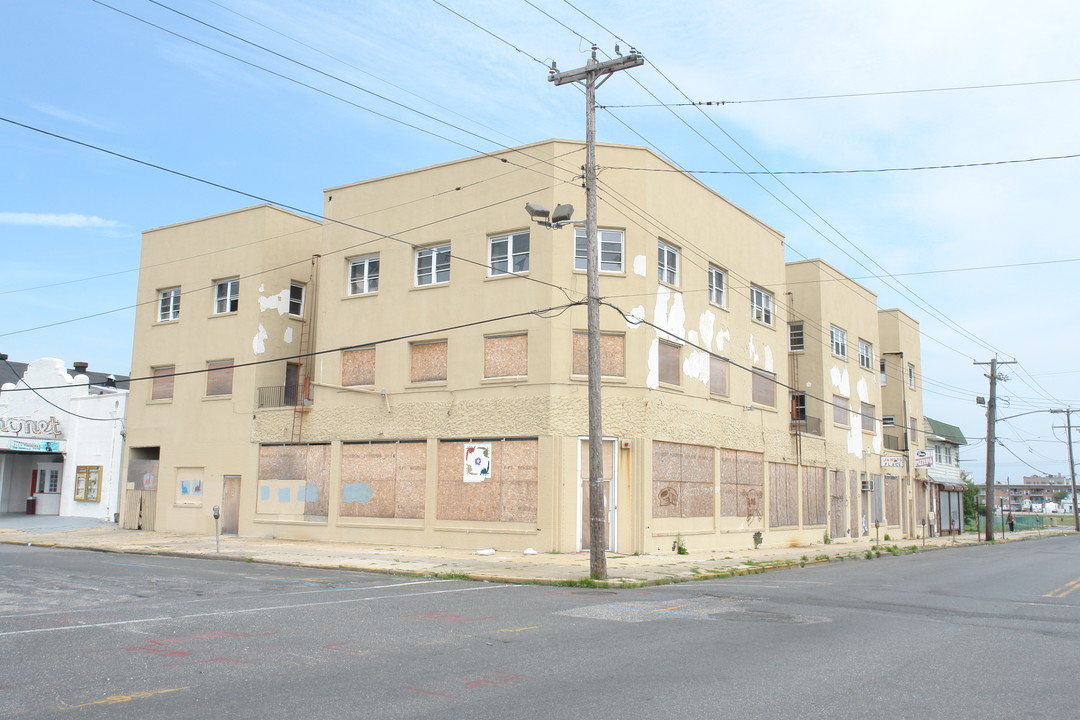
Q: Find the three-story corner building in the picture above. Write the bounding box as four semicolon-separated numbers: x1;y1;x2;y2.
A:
121;139;927;553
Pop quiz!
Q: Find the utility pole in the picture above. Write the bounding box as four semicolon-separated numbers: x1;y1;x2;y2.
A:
975;356;1015;541
1051;408;1080;532
550;47;643;580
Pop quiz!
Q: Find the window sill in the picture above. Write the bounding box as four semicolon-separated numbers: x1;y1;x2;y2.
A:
411;282;450;291
209;311;237;319
831;354;848;362
750;318;775;329
155;319;179;326
407;380;447;388
570;373;627;384
343;291;378;300
146;398;173;405
485;272;529;281
481;375;528;385
708;302;730;313
203;394;232;401
572;268;627;277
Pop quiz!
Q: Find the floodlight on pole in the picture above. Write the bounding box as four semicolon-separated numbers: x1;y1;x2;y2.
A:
524;202;578;229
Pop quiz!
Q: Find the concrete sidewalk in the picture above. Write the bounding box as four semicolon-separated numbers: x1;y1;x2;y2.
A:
0;519;1070;586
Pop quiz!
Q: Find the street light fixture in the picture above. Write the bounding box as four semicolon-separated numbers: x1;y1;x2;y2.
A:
525;202;576;229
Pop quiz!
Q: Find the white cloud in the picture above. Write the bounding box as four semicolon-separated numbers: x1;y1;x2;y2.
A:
0;213;121;228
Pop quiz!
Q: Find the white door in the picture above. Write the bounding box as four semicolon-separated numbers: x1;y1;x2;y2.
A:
578;438;617;552
34;463;63;515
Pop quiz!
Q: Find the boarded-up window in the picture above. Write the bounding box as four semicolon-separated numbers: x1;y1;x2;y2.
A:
436;439;537;522
769;463;797;527
803;466;827;525
340;442;425;519
659;341;680;386
484;334;528;378
206;360;234;396
256;444;331;519
751;369;775;407
849;470;860;534
830;470;847;539
833;395;849;425
884;474;900;527
718;449;764;522
572;332;625;377
342;347;375;386
652;441;714;518
710;355;728;396
175;467;204;506
411;341;447;382
151;366;174;400
871;473;884;524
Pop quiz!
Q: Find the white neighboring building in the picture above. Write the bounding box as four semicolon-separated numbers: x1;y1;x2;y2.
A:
0;358;127;521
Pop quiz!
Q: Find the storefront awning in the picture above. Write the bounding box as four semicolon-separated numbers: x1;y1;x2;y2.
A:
927;472;966;492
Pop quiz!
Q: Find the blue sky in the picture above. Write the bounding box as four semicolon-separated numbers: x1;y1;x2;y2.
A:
3;0;1080;486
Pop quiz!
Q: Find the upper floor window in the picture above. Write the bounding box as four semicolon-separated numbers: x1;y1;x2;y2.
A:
484;333;528;378
750;286;773;325
206;360;234;396
708;266;727;306
289;282;305;317
572;331;626;377
416;244;450;286
158;288;180;322
658;240;679;285
880;359;887;385
411;340;448;382
151;365;175;400
858;339;873;370
833;395;849;425
489;231;530;276
709;355;729;396
751;369;776;407
349;254;380;295
214;278;239;314
830;325;847;358
908;363;916;389
860;402;876;433
575;228;624;272
658;340;681;385
789;322;804;351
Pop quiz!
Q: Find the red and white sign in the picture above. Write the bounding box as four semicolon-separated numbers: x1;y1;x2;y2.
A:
914;450;934;468
881;456;905;468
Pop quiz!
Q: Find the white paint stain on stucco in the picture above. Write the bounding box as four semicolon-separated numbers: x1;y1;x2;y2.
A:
284;327;294;343
653;286;686;342
684;349;710;387
747;334;760;366
830;365;851;395
259;288;290;316
253;324;269;355
633;255;647;277
855;377;870;403
625;306;645;328
764;346;774;373
698;311;716;352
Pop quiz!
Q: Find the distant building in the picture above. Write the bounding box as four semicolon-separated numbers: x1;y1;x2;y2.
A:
0;358;128;520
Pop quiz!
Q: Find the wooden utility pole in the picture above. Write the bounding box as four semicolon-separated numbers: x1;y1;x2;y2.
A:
550;48;643;579
1051;408;1080;532
975;357;1015;541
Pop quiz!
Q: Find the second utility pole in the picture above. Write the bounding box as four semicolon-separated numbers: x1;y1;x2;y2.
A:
550;47;643;579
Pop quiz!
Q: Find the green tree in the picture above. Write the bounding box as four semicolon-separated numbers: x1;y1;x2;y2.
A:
962;473;982;520
1052;489;1069;503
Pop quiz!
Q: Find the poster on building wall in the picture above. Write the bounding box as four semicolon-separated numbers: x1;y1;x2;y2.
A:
463;444;492;482
74;465;102;502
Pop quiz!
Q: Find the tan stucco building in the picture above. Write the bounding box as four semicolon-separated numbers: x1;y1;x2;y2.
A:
121;140;926;553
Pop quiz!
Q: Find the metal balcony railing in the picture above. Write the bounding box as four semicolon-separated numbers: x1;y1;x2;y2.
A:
257;384;302;409
790;415;823;436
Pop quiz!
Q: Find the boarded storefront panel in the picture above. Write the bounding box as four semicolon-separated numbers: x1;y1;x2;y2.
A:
340;441;425;519
257;444;330;518
436;439;538;522
829;470;847;539
885;474;900;527
768;463;798;527
849;470;860;535
652;441;714;518
803;466;827;526
719;449;764;522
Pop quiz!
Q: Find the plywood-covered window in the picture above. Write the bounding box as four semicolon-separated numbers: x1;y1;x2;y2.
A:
658;340;680;386
803;466;827;525
411;341;447;382
151;366;175;400
718;449;764;522
256;444;331;519
769;463;798;527
342;347;375;386
340;442;425;519
709;355;729;396
175;467;204;506
751;369;775;407
484;334;528;378
652;441;714;518
885;474;900;526
205;360;234;397
436;439;538;522
572;331;625;377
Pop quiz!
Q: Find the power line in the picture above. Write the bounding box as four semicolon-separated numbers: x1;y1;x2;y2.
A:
597;76;1080;107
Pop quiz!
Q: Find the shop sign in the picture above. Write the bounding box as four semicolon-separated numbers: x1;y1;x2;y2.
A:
914;449;935;468
881;456;905;468
7;438;60;452
0;415;64;439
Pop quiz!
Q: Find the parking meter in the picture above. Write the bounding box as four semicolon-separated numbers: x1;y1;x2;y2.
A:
212;505;221;552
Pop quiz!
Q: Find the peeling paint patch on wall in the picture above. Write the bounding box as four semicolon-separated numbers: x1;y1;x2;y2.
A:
625;306;645;328
653;286;686;342
764;345;774;373
747;334;760;365
646;337;659;389
252;325;268;355
830;366;850;395
633;255;647;277
284;327;294;343
258;288;291;316
697;311;716;352
683;350;710;387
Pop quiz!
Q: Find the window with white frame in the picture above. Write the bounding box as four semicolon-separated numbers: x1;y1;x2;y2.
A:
574;228;624;272
658;240;679;285
489;231;530;275
789;322;804;351
858;339;873;370
348;254;380;295
935;444;955;465
830;325;847;358
908;363;916;389
880;359;887;385
750;286;773;325
214;278;239;314
158;288;180;322
416;244;451;286
708;265;727;306
288;282;305;317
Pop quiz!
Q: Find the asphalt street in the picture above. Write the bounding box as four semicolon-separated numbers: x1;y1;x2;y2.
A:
1;535;1077;719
